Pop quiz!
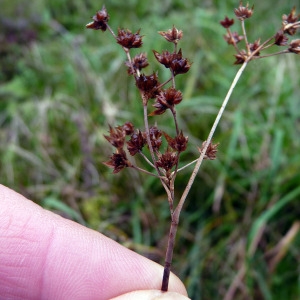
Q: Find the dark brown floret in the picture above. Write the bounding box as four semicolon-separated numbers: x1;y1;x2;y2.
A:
153;49;191;75
275;30;289;46
223;32;244;45
153;50;174;68
125;53;149;75
198;141;219;160
127;130;146;156
164;131;188;153
148;126;162;152
150;88;183;116
288;39;300;54
86;6;109;31
282;7;300;35
104;125;125;149
156;151;178;173
234;1;254;20
234;50;247;64
116;28;143;49
169;49;191;75
122;122;135;135
220;16;235;28
249;39;261;56
135;73;160;101
104;149;131;173
158;26;183;44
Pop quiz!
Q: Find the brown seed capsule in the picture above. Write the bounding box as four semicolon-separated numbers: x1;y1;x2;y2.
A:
135;73;160;101
164;131;188;153
275;30;289;46
147;126;162;152
282;7;299;35
156;150;178;172
249;39;261;56
158;26;183;44
104;149;131;173
153;50;174;68
234;1;254;21
288;39;300;54
116;28;143;49
150;88;183;116
234;50;247;64
86;6;109;31
127;130;146;156
223;32;244;45
122;122;135;135
104;125;126;149
125;53;149;75
198;141;219;160
169;49;191;75
220;16;235;28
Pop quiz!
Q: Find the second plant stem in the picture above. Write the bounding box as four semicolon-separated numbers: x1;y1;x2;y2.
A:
161;60;248;292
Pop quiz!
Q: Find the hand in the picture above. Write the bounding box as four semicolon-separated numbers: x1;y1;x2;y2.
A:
0;185;189;299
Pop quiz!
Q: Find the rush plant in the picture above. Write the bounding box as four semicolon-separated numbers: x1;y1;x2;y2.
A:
86;2;300;292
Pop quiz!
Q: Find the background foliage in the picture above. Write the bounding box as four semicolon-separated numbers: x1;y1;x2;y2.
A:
1;0;299;299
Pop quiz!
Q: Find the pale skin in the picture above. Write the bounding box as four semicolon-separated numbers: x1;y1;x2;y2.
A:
0;185;189;300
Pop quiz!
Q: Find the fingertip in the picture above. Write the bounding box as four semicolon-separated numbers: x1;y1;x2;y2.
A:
111;290;191;300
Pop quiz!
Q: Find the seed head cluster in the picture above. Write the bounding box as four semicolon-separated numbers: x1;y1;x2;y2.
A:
220;3;300;64
85;6;220;177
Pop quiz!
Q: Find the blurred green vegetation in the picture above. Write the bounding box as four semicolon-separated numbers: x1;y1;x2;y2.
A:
1;0;300;299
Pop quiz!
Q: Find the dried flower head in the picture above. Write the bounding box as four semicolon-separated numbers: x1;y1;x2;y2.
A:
104;149;131;173
164;131;188;153
122;122;135;135
220;16;235;28
127;130;146;156
198;141;219;160
158;26;183;44
223;32;244;45
116;28;143;49
104;125;126;149
156;150;178;172
282;7;300;35
148;126;162;152
234;50;247;64
86;6;109;31
136;73;159;100
125;53;149;75
275;30;289;46
150;88;183;116
234;1;254;21
153;50;174;68
153;49;191;75
288;39;300;54
170;49;191;75
249;39;261;56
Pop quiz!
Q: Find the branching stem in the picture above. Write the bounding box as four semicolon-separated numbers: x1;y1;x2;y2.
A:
161;61;248;291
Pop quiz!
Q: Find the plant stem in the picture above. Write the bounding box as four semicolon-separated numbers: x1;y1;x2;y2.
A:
161;216;178;291
131;165;160;178
161;61;248;292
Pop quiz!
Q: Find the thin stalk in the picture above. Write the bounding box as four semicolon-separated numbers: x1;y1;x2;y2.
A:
143;104;158;167
156;77;173;90
177;61;247;214
252;50;290;59
241;20;250;55
161;61;248;292
143;103;174;207
139;151;156;168
174;158;198;174
131;165;161;178
106;24;117;39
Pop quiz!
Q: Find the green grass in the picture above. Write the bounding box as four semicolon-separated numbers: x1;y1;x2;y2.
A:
1;1;300;299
